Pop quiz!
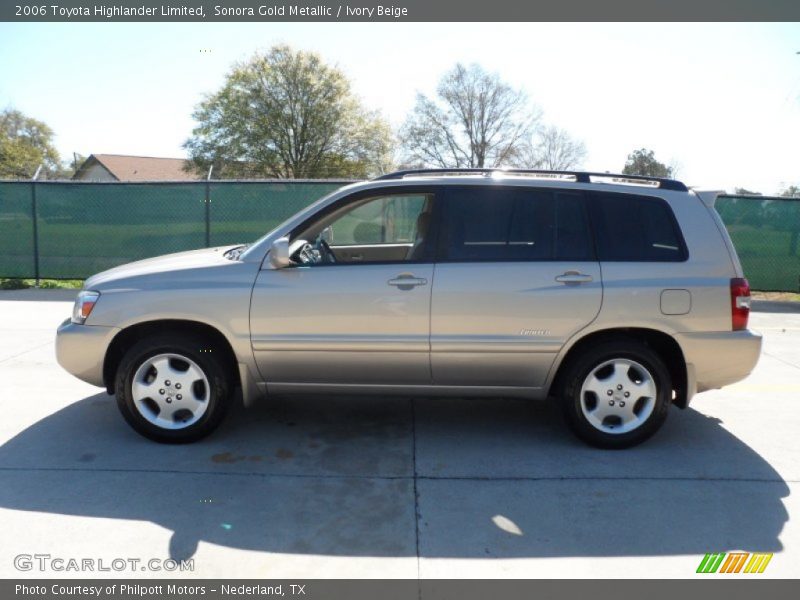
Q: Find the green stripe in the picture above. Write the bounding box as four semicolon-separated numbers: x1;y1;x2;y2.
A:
696;554;713;573
697;553;726;573
709;553;726;573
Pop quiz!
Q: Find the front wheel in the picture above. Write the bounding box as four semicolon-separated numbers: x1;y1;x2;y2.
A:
559;340;672;449
115;333;232;443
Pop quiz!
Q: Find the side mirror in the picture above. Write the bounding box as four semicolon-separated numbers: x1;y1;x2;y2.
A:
268;237;293;269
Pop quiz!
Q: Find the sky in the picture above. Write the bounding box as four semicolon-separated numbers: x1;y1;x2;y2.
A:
0;22;798;193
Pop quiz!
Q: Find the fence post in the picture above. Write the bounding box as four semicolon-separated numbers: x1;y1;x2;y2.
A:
205;166;213;247
31;165;42;287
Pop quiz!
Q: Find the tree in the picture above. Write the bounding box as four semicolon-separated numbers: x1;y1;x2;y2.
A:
0;108;63;179
780;185;800;198
64;152;86;179
399;63;540;169
622;148;673;178
733;187;762;196
513;125;587;171
184;45;393;179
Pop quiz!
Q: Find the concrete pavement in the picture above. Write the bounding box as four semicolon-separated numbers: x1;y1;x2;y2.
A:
0;289;797;578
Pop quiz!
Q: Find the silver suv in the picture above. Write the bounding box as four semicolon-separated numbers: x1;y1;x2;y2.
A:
56;169;762;448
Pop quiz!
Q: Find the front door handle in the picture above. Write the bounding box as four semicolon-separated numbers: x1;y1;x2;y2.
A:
388;273;428;289
555;271;593;284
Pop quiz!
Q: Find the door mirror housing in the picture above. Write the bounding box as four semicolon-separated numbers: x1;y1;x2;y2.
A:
268;237;293;269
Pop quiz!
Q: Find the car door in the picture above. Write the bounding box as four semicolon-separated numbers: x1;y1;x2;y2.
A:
250;189;438;387
430;185;602;389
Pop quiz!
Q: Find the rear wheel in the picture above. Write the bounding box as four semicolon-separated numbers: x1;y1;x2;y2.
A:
559;340;671;449
115;333;232;443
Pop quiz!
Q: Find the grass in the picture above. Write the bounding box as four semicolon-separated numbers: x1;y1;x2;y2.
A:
752;291;800;302
0;278;83;290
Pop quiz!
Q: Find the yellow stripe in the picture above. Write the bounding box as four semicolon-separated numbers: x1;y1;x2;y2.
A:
751;554;766;573
744;554;759;573
757;554;773;573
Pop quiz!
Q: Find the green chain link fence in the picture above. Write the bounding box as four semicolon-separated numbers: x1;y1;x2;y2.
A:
0;180;351;279
715;195;800;292
0;184;798;291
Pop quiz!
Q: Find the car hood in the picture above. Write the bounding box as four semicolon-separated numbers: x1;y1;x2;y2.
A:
84;245;242;290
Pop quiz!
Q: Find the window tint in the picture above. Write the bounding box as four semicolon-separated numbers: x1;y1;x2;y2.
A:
439;187;593;262
589;192;686;261
555;193;594;261
329;195;426;245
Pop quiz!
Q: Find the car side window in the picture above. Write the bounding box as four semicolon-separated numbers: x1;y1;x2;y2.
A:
588;192;687;261
330;195;426;246
438;187;594;262
294;192;435;265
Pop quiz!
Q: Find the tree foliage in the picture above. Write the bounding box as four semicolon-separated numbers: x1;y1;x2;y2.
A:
184;45;393;179
0;108;63;179
513;125;587;171
780;185;800;198
399;64;539;169
622;148;673;178
733;187;762;196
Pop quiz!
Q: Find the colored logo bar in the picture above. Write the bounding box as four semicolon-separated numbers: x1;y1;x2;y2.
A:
696;552;773;574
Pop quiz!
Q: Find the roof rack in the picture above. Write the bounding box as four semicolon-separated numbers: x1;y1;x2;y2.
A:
373;168;688;192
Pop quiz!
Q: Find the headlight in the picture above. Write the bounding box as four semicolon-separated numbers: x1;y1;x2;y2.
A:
72;291;100;324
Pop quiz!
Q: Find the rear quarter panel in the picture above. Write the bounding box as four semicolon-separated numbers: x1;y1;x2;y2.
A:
594;190;737;335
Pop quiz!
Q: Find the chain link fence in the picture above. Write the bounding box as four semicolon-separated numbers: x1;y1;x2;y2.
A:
716;195;800;292
0;184;798;291
0;180;351;279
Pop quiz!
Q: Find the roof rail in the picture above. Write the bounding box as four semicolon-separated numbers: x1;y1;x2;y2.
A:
373;168;688;192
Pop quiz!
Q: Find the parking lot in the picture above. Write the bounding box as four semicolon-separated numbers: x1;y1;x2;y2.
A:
0;289;798;578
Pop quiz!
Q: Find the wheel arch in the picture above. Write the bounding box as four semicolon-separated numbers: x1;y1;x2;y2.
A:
548;327;689;408
103;319;240;395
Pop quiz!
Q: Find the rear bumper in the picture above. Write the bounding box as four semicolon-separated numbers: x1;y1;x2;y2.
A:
675;329;762;402
55;319;119;387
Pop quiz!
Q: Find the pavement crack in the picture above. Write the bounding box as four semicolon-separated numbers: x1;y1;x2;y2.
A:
763;351;800;371
0;465;792;484
0;341;53;364
410;397;422;593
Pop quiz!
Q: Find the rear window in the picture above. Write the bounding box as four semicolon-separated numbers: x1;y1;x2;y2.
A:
588;192;687;262
439;187;594;262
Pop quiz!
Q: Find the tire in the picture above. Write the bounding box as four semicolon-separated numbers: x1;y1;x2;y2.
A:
115;333;232;443
558;339;672;449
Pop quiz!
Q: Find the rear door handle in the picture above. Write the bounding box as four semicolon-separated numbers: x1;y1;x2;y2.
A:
555;271;593;284
388;274;428;289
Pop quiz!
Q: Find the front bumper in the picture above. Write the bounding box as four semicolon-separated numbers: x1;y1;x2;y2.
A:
55;319;120;387
675;329;763;400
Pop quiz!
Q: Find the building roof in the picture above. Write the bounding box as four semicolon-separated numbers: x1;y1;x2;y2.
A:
74;154;199;181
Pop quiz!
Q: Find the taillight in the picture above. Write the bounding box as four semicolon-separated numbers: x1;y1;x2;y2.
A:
730;278;751;331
